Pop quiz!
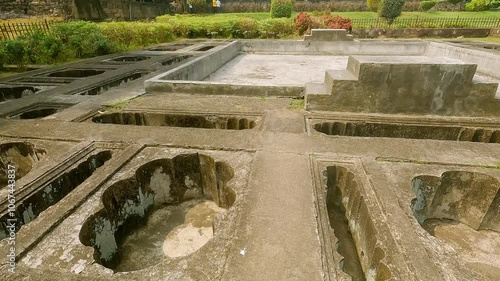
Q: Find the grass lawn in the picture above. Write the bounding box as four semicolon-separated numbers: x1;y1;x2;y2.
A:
216;11;500;20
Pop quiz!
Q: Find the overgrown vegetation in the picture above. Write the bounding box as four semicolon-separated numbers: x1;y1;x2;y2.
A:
466;0;489;11
289;98;304;110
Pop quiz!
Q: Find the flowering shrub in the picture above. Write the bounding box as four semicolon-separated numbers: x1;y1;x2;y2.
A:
294;12;352;35
294;12;313;35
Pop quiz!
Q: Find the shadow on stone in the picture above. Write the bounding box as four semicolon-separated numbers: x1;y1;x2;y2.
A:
0;150;112;239
92;112;257;130
314;121;500;143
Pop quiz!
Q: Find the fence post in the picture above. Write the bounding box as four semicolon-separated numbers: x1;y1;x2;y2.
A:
44;19;50;33
0;24;7;40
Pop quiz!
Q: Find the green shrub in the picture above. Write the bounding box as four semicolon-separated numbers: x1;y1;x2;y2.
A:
487;0;500;7
420;1;438;11
99;22;175;49
259;18;294;38
465;0;488;10
270;0;293;18
4;40;26;66
0;44;6;69
22;30;63;64
233;18;260;38
367;0;381;11
446;0;463;4
51;21;113;58
378;0;405;24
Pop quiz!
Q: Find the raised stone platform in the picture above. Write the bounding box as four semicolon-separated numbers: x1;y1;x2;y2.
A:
305;55;500;116
304;29;354;41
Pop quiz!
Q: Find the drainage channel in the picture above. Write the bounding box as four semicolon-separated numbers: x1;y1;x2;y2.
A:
75;72;149;95
0;150;112;240
91;112;259;130
79;153;235;272
322;165;393;280
325;166;366;280
314;121;500;143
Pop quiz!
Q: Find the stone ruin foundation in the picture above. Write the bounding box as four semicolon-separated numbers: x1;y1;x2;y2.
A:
0;37;499;280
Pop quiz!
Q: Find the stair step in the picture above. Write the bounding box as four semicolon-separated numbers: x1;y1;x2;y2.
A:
305;83;330;96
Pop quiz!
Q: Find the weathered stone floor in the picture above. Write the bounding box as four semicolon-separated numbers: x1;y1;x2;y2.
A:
0;39;499;280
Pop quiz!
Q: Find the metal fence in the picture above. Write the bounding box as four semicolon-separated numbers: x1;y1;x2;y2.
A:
0;19;61;40
352;17;500;29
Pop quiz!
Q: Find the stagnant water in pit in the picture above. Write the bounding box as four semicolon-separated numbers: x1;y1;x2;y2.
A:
114;199;224;272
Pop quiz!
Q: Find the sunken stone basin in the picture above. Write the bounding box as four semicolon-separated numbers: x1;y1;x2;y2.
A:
411;171;500;279
0;142;45;185
79;153;235;272
411;171;499;232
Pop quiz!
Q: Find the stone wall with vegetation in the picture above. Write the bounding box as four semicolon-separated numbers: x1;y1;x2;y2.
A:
0;0;168;20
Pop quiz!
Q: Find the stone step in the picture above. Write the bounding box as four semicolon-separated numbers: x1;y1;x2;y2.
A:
304;82;330;96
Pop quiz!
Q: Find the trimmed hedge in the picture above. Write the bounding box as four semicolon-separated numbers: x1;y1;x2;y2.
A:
270;0;293;18
379;0;406;23
420;1;438;11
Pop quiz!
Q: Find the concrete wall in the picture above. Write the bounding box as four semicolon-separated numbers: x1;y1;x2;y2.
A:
156;41;241;81
74;0;168;21
426;42;500;79
490;29;500;37
145;41;304;97
354;28;491;39
0;0;72;18
240;40;428;55
0;0;167;20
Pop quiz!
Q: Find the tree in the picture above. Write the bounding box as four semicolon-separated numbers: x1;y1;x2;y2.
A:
367;0;380;12
378;0;405;24
20;0;31;15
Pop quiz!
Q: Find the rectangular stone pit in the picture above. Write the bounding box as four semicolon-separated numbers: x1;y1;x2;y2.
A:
311;118;500;143
87;111;261;130
311;157;410;280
